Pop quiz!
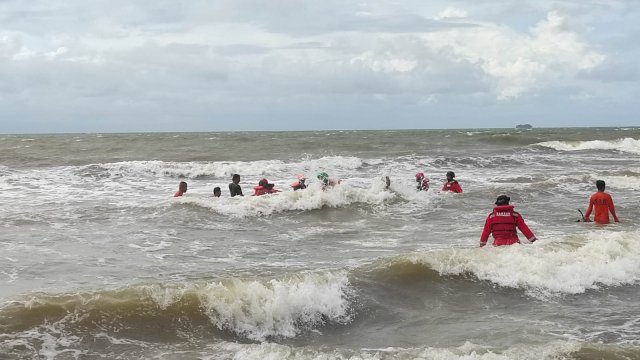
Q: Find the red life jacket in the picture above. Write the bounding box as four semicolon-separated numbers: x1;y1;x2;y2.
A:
479;205;536;246
253;186;280;196
291;180;306;190
442;180;463;193
487;205;519;245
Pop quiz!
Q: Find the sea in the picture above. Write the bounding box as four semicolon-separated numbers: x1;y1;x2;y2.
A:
1;128;639;360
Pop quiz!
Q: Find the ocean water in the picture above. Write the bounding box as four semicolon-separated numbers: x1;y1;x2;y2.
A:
1;128;639;359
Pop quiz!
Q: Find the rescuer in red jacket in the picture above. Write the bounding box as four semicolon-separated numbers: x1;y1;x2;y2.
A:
480;195;537;247
442;171;463;193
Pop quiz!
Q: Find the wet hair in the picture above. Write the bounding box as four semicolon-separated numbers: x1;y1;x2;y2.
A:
446;171;455;178
495;194;510;206
179;181;187;191
232;174;240;182
596;180;605;191
213;186;221;194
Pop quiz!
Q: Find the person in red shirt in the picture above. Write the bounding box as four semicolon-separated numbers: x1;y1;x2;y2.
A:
480;195;537;247
442;171;463;193
583;180;619;224
174;181;187;197
291;174;307;191
253;178;280;196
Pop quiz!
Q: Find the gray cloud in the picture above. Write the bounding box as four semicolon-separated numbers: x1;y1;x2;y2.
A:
0;0;637;132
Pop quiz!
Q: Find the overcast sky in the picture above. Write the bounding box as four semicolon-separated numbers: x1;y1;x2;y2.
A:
0;0;638;133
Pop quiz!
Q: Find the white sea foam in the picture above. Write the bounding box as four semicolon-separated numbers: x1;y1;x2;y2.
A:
197;272;353;341
100;160;284;179
604;175;640;189
0;312;85;360
204;339;581;360
177;182;396;217
407;229;640;297
128;240;173;252
536;138;640;154
97;156;364;180
142;284;190;310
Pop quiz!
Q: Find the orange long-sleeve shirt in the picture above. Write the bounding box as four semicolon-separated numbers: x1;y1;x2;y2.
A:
584;191;619;224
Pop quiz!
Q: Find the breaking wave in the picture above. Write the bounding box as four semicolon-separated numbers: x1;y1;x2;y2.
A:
0;272;354;344
535;138;640;154
376;229;640;298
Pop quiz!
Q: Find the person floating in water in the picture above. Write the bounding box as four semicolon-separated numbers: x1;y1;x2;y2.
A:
229;174;243;197
317;172;339;190
291;174;307;191
174;181;187;197
253;178;280;196
480;195;537;247
583;180;619;224
384;176;391;190
213;186;221;197
415;172;429;191
442;171;462;193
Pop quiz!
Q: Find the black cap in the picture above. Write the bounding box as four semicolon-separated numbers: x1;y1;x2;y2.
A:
495;195;510;205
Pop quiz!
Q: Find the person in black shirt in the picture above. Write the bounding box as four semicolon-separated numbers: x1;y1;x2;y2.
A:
229;174;243;197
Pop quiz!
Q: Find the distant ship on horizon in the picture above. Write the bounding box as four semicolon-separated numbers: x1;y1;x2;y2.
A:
516;124;533;129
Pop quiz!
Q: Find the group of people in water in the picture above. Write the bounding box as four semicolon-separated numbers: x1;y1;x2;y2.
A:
174;172;619;248
414;171;463;193
174;171;460;198
174;172;340;199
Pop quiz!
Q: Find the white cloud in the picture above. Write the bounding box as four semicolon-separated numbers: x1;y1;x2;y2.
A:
436;7;468;20
0;1;634;132
350;52;417;73
419;10;605;99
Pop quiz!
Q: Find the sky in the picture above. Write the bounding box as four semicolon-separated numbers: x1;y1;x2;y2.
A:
0;0;638;133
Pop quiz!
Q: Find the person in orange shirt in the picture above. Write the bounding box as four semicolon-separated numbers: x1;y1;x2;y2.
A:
583;180;619;224
253;178;280;196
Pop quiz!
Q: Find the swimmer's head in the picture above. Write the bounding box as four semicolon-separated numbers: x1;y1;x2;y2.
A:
317;172;329;185
495;194;510;206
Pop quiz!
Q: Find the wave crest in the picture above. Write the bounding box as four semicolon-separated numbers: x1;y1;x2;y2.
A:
199;272;353;340
0;272;354;343
536;138;640;154
87;156;365;179
388;230;640;297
